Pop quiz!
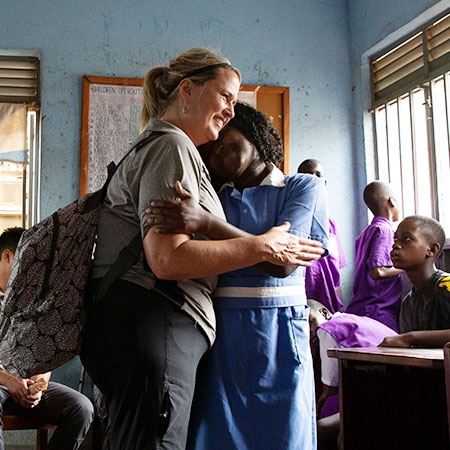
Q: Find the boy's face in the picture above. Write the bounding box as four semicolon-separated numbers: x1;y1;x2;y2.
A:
390;219;434;270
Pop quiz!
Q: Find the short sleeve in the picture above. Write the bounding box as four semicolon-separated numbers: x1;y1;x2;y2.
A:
136;135;202;236
278;175;329;249
367;226;394;269
317;327;340;387
437;276;450;328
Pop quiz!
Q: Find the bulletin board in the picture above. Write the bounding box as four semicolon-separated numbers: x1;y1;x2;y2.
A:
80;75;289;196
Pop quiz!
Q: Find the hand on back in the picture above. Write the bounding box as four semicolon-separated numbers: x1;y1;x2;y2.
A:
146;181;209;235
260;222;324;267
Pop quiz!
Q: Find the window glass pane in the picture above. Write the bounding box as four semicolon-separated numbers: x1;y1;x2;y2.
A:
398;95;416;218
375;107;389;181
0;161;25;230
386;100;404;214
0;108;33;231
411;88;432;217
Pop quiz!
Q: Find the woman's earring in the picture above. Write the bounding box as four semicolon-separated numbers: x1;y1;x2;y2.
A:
182;105;188;113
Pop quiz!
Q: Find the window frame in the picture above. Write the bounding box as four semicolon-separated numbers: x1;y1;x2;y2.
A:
371;10;450;235
0;53;41;229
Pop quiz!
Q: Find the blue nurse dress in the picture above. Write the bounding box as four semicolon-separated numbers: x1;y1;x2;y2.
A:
187;165;329;450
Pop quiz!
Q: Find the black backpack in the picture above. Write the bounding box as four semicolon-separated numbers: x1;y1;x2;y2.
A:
0;131;165;378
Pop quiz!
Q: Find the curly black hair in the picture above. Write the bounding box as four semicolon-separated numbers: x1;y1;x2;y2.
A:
226;102;284;166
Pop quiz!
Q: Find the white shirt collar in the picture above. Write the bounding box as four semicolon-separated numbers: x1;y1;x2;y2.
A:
260;162;286;187
218;162;286;193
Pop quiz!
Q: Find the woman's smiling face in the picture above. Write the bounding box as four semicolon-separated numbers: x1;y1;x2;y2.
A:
185;68;240;146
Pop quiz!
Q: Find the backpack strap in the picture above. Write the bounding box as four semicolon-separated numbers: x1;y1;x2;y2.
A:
93;130;185;306
94;232;185;307
84;131;166;211
93;231;142;303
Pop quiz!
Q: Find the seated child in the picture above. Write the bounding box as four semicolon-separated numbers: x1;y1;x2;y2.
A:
308;299;397;450
308;299;397;418
298;159;347;312
379;215;450;347
346;181;404;331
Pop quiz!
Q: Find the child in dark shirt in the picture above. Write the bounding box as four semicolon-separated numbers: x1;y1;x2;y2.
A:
380;215;450;347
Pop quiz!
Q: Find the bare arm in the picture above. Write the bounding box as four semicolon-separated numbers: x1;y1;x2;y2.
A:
379;330;450;348
369;266;404;280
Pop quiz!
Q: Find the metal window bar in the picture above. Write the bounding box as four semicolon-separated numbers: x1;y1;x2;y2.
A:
27;110;40;226
425;84;440;220
385;106;391;182
397;93;416;218
396;98;405;218
409;89;419;216
407;93;417;217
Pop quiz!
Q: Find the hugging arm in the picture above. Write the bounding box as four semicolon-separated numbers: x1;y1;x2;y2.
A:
146;181;324;277
144;221;324;280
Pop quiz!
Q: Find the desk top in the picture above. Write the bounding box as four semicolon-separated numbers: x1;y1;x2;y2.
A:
327;346;444;368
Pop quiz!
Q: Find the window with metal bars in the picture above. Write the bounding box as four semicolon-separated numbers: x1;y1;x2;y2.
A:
0;55;40;230
371;10;450;235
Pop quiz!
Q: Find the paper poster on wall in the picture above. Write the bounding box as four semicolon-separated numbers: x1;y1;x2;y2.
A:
82;79;143;194
80;76;289;196
237;91;257;108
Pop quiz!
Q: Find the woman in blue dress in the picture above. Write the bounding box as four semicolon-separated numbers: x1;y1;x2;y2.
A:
147;102;329;450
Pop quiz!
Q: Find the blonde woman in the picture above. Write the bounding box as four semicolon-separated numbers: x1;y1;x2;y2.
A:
81;48;324;450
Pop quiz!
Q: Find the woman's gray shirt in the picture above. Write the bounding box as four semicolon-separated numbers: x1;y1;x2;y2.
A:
91;118;226;345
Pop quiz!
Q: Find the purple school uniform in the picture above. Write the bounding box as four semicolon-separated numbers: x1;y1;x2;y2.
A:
305;218;347;312
317;313;397;418
346;216;402;332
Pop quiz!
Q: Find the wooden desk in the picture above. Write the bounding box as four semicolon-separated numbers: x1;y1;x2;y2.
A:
328;347;448;450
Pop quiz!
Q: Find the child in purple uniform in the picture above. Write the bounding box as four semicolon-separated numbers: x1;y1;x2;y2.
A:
308;299;397;450
346;181;404;331
298;159;347;312
379;215;450;347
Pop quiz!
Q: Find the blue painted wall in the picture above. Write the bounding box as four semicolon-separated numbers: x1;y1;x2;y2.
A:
2;0;356;324
2;0;445;403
